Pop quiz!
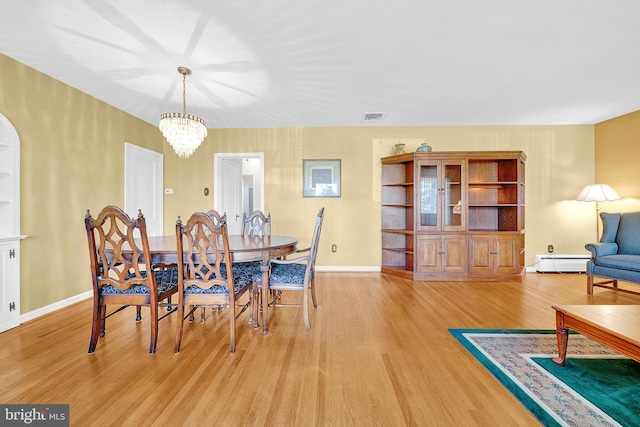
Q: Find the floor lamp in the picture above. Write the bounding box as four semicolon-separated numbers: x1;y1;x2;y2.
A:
576;184;620;240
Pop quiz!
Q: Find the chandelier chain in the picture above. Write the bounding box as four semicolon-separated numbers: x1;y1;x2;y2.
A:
182;72;187;114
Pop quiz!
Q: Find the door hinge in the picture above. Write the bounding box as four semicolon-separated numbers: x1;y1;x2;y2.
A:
9;249;15;258
9;302;15;312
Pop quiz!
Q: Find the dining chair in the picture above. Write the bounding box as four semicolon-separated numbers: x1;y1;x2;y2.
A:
174;212;254;354
241;210;271;236
238;210;272;325
195;210;230;319
206;209;227;226
84;205;179;354
253;207;324;331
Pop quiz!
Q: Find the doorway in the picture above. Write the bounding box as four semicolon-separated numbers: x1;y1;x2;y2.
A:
214;153;264;235
124;143;164;237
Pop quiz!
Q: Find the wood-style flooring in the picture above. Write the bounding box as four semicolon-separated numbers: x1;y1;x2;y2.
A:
1;272;639;426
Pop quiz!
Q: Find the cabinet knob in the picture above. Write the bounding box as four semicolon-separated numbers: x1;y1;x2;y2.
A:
491;251;499;255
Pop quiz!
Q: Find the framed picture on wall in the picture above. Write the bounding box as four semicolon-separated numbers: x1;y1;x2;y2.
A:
303;159;341;197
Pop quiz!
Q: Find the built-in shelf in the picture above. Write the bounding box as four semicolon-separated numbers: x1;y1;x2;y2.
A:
381;151;526;281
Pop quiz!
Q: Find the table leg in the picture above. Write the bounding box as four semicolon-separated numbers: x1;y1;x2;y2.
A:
260;259;270;335
553;311;569;366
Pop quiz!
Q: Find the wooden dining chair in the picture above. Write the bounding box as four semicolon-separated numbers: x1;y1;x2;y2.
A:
84;205;178;354
174;212;254;354
241;210;271;236
206;209;227;226
253;208;324;331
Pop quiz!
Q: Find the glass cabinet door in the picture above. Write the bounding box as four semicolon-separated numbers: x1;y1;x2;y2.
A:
444;164;462;228
417;160;465;231
419;163;438;228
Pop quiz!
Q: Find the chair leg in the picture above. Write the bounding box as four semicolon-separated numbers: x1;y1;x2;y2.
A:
99;304;106;337
200;307;206;323
136;305;142;321
587;275;594;294
303;283;311;331
229;302;236;353
252;283;259;329
88;302;102;354
149;303;159;354
175;302;185;354
310;276;318;308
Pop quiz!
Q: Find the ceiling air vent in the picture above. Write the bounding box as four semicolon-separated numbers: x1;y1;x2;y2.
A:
362;112;386;122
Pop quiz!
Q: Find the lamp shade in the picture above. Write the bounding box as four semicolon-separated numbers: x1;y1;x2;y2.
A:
576;184;620;202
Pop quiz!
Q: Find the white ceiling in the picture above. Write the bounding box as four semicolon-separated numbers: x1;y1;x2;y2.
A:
1;0;640;129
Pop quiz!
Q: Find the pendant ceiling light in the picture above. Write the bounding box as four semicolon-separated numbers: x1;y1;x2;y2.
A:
159;67;207;159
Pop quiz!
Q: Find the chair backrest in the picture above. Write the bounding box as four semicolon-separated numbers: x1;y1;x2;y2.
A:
241;210;271;236
206;209;227;227
306;207;325;275
614;212;640;255
84;205;154;293
176;212;234;296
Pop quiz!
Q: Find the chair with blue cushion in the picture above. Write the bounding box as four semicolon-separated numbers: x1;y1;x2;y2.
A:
254;207;324;331
241;210;271;236
84;205;178;354
174;212;254;353
585;211;640;295
238;210;272;325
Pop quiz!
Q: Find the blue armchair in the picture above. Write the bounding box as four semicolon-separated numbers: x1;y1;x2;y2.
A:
585;211;640;295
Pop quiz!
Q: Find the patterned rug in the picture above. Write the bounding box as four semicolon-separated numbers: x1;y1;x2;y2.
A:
449;329;640;427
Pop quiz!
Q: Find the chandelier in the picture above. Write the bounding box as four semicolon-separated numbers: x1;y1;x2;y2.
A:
159;67;207;159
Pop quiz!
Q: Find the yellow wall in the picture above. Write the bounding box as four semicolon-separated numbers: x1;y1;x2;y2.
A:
0;54;162;313
594;110;640;216
1;52;604;314
164;125;596;271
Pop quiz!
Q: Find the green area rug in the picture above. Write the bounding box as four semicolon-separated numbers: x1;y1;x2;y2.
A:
449;329;640;427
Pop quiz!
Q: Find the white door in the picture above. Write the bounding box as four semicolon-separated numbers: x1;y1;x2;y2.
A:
124;143;163;236
221;158;242;234
214;153;264;235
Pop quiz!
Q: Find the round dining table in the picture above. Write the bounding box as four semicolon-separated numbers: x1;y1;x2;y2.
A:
142;234;298;334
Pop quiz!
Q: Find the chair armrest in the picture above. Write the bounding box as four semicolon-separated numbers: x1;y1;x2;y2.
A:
271;255;310;265
585;242;618;258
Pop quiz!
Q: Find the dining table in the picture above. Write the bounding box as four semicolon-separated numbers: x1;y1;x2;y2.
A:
138;234;299;334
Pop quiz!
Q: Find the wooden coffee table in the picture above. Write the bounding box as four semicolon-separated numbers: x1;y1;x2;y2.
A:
552;305;640;366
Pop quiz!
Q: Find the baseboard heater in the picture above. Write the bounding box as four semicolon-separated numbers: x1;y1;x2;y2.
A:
535;254;590;273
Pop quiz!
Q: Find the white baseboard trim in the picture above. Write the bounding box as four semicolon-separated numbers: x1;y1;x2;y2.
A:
316;266;381;272
21;290;92;323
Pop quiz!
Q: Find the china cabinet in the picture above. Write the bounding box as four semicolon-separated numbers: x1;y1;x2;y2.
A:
381;151;525;281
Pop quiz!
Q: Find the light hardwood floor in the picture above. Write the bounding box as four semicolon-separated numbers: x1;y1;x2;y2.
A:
1;272;639;426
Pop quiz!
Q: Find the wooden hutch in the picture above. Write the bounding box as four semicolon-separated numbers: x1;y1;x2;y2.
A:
381;151;526;281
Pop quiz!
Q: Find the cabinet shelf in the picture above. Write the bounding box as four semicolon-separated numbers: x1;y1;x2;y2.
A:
469;181;517;188
382;229;414;235
382;182;413;187
469;204;518;207
382;150;525;282
382;247;414;254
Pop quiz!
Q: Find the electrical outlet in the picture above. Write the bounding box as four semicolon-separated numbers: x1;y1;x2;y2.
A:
331;244;337;253
547;244;554;253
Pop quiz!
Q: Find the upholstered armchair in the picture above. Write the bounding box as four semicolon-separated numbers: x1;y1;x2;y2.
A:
585;211;640;295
